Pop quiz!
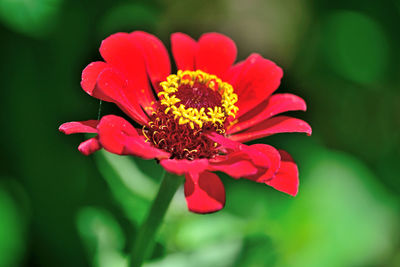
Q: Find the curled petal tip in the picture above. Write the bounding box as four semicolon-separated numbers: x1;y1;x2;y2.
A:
78;138;101;156
59;120;98;135
58;124;67;134
306;123;312;136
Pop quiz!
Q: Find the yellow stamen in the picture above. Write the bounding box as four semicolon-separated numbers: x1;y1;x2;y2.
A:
142;125;150;142
157;70;238;128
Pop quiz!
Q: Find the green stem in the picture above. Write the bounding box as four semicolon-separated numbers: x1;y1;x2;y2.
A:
129;171;184;267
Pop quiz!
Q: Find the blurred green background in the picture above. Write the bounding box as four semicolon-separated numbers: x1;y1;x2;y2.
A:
0;0;399;266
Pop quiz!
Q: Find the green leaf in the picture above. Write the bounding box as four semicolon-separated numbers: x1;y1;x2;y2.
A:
273;149;398;267
144;239;242;267
0;184;26;267
77;207;127;267
0;0;62;37
96;150;161;200
94;150;163;223
99;3;159;37
323;11;389;85
172;213;244;250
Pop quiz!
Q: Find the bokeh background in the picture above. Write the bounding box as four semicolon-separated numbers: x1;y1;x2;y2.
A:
0;0;399;266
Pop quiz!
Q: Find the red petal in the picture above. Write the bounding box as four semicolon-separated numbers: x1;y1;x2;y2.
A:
171;32;197;71
59;120;98;135
228;93;307;134
208;153;258;179
92;67;126;101
232;54;283;118
207;132;243;151
81;61;108;95
266;150;299;196
78;137;101;156
97;115;169;159
244;144;281;183
160;159;209;175
97;115;137;154
207;133;283;182
123;138;171;160
94;68;149;125
184;171;225;214
223;61;244;85
207;133;269;167
131;31;171;92
253;144;281;180
229;116;312;143
196;33;237;77
99;33;155;111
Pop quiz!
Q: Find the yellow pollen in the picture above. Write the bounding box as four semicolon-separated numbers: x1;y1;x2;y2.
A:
157;70;238;129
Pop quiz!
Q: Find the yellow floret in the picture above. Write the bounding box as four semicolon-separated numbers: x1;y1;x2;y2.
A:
157;70;238;128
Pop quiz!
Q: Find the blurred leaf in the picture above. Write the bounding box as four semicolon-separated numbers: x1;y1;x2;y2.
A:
0;184;25;267
77;206;127;267
99;3;159;37
0;0;62;37
233;235;277;267
273;149;398;267
323;10;389;85
97;150;160;200
93;150;162;223
144;239;242;267
173;213;243;250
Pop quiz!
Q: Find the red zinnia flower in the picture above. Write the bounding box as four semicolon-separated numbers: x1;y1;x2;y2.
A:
59;31;311;214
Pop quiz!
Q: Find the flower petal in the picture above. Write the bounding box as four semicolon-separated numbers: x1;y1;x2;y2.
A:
208;153;259;179
171;32;197;71
207;133;281;181
223;60;244;85
97;115;169;159
99;33;155;111
131;31;171;92
81;61;108;95
123;138;171;160
227;93;307;134
244;144;281;183
207;132;243;151
207;133;269;167
78;137;101;156
184;171;225;214
229;116;312;143
232;54;283;118
266;150;299;196
92;67;126;101
59;120;99;135
97;115;138;154
94;68;150;125
196;33;237;77
160;159;209;175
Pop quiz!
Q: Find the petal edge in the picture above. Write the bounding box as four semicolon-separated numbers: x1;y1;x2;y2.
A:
184;171;225;214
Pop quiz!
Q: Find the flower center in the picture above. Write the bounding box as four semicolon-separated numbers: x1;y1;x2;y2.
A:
174;82;222;110
143;70;238;160
158;70;238;129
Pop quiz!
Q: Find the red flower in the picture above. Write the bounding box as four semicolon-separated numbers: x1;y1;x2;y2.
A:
59;32;311;214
